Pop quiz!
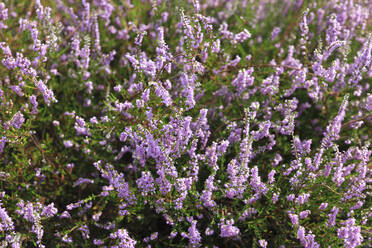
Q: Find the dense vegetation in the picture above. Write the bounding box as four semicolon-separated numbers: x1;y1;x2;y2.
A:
0;0;371;247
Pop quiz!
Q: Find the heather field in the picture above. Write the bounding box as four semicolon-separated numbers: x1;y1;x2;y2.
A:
0;0;372;247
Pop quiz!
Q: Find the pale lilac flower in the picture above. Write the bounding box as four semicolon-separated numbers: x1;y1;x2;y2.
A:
220;219;239;238
0;136;6;153
272;153;282;166
79;225;90;239
59;211;71;219
52;120;59;126
205;227;214;236
295;193;310;205
35;80;57;106
93;239;104;245
272;193;279;204
187;220;201;246
299;210;311;219
0;203;14;231
288;213;299;226
259;239;268;248
11;112;25;129
337;218;363;248
238;208;258;221
322;95;349;148
319;203;328;210
327;207;339;227
9;85;23;96
110;229;136;248
287;194;295;202
63;140;73;148
136;171;155;196
74;116;91;136
0;3;8;29
297;226;320;248
41;203;58;217
271;27;281;40
268;170;276;184
62;235;73;243
154;82;172;106
73;178;94;187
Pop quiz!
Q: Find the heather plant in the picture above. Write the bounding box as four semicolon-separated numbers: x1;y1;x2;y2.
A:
0;0;371;247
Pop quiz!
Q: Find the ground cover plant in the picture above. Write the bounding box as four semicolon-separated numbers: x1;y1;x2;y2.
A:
0;0;371;247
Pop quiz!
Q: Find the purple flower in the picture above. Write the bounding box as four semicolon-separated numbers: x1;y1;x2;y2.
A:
271;27;281;40
259;239;268;248
287;194;295;202
239;208;257;221
268;170;276;184
41;203;58;218
295;193;310;205
272;153;282;166
66;163;74;170
150;232;158;241
233;29;251;44
220;219;239;238
136;171;155;196
293;137;312;155
299;9;309;37
186;220;201;246
9;85;23;96
231;68;254;95
0;203;14;231
288;213;299;226
327;207;339;227
62;235;73;243
74;116;91;136
63;140;73;148
0;3;8;29
272;193;279;204
110;229;136;248
93;239;104;245
322;95;349;148
205;227;214;236
319;203;328;210
79;225;90;239
365;94;372;111
35;80;57;106
154;82;173;107
11;111;25;129
66;200;85;210
337;218;363;248
90;116;98;125
134;31;146;47
59;211;71;219
250;166;268;197
299;210;311;219
325;14;341;45
0;136;6;153
73;178;94;187
350;201;363;211
297;226;320;248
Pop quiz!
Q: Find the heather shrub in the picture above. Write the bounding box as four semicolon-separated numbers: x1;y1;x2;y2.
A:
0;0;371;247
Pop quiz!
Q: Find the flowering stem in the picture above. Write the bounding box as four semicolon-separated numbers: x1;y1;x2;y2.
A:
341;113;372;129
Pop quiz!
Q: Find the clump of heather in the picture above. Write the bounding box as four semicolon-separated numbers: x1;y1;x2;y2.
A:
0;0;371;247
